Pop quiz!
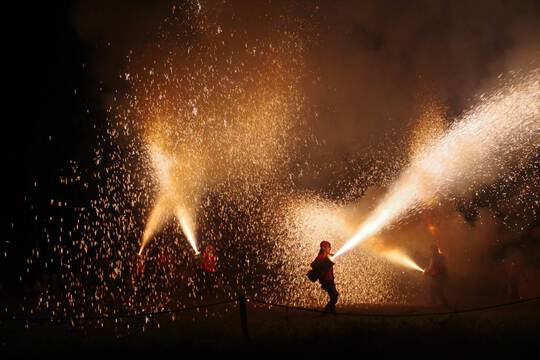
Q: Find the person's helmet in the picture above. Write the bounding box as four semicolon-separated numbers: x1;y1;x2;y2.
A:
320;241;331;249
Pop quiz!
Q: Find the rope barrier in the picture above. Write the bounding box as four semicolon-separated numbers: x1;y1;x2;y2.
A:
248;296;540;318
0;299;236;323
2;296;539;323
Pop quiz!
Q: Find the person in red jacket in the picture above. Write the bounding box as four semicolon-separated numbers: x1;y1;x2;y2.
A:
201;245;217;274
197;244;218;299
311;241;339;313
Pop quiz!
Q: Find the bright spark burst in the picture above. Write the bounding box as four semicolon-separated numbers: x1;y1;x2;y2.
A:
335;71;540;258
139;143;199;255
177;208;199;255
273;194;414;305
380;249;424;273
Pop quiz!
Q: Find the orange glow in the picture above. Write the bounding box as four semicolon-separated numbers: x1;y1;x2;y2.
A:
334;74;539;259
427;223;438;236
139;143;199;255
176;207;199;255
380;249;424;273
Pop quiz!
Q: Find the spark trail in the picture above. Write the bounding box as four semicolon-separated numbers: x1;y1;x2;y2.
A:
335;71;540;258
380;249;424;273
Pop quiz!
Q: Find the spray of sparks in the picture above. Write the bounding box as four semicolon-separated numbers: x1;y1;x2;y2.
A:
13;2;540;329
17;2;313;324
335;71;540;259
272;194;416;305
380;249;424;273
139;143;199;255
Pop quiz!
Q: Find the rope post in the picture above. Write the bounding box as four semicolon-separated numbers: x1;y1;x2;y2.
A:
238;294;249;340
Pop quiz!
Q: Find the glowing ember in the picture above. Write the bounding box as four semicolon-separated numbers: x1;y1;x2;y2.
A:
380;249;424;273
427;224;438;236
335;71;540;258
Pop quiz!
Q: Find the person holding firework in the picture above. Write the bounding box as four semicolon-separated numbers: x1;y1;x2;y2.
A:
309;241;339;314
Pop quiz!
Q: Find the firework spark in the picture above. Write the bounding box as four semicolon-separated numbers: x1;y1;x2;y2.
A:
273;194;416;305
139;143;200;255
22;2;540;328
380;249;424;273
335;72;540;258
177;208;199;255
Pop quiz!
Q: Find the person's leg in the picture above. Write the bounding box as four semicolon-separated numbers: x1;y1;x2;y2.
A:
322;282;338;313
197;270;206;301
207;273;218;300
509;280;519;301
429;280;437;305
329;283;338;312
321;283;333;313
438;281;449;307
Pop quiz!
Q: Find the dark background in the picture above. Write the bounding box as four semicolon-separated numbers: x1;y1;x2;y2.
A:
3;1;98;291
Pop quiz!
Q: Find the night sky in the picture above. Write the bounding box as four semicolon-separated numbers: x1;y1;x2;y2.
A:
4;2;97;289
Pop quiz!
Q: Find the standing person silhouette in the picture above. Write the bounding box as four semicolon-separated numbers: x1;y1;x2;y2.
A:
310;241;339;314
198;244;218;299
424;244;449;307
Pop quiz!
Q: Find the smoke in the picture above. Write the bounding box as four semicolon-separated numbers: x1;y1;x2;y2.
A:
275;179;540;305
379;201;540;302
73;0;540;178
60;0;540;309
303;0;539;182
